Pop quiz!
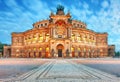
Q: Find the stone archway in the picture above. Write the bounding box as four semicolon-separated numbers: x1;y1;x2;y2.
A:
56;44;64;57
7;48;11;57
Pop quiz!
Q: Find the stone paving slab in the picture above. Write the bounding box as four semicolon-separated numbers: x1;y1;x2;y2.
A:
2;59;120;82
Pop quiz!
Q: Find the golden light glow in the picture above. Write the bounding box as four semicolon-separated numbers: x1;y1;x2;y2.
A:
71;47;74;52
39;36;43;42
16;49;19;52
78;48;81;51
46;34;49;36
39;48;42;51
9;6;112;58
34;48;36;51
46;34;49;42
72;35;75;42
46;47;49;52
34;37;37;40
77;36;81;42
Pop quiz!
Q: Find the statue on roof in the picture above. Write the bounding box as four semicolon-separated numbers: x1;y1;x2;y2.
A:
56;5;65;15
57;5;64;11
50;11;54;16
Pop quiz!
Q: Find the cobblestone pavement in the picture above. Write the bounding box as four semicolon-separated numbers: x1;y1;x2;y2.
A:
3;59;120;82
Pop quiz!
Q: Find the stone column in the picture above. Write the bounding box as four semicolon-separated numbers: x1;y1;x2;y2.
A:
50;27;53;38
69;28;71;38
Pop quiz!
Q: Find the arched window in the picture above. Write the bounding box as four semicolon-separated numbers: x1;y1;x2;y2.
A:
41;24;43;26
33;48;36;51
78;48;81;51
72;34;75;42
45;23;47;26
46;34;49;42
39;48;42;51
81;25;82;28
39;34;43;42
16;49;19;52
77;35;81;42
71;47;74;52
46;47;49;52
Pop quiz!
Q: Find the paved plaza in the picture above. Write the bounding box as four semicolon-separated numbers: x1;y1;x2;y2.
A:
1;59;120;82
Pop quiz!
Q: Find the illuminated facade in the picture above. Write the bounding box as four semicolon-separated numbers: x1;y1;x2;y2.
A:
4;5;115;58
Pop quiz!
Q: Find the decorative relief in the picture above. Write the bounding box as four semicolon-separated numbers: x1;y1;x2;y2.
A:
54;20;67;38
55;25;65;35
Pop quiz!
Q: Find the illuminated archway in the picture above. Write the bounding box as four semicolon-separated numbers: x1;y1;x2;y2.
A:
56;44;64;57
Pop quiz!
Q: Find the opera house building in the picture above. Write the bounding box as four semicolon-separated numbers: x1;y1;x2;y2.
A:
4;5;115;58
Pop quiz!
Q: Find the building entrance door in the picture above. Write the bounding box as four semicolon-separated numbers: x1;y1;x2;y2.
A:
56;44;64;57
58;49;62;57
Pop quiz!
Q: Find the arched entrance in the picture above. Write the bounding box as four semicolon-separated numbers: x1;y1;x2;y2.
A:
7;48;11;57
34;52;36;58
56;44;64;57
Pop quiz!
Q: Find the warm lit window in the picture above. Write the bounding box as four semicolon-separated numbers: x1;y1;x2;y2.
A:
39;48;42;51
83;35;86;41
78;48;81;51
34;35;37;40
71;47;74;52
16;49;19;52
46;34;49;42
46;47;49;52
72;34;75;42
39;36;43;42
84;48;86;52
77;36;81;42
34;48;36;51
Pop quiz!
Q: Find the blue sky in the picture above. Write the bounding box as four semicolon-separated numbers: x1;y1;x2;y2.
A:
0;0;120;51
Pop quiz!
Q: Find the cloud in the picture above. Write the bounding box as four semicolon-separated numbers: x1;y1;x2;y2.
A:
70;2;92;22
0;29;11;44
0;0;51;44
101;0;109;8
0;29;9;34
0;0;120;51
83;2;89;9
68;0;120;51
22;0;50;20
91;0;99;5
1;0;51;28
95;0;120;51
109;38;120;51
